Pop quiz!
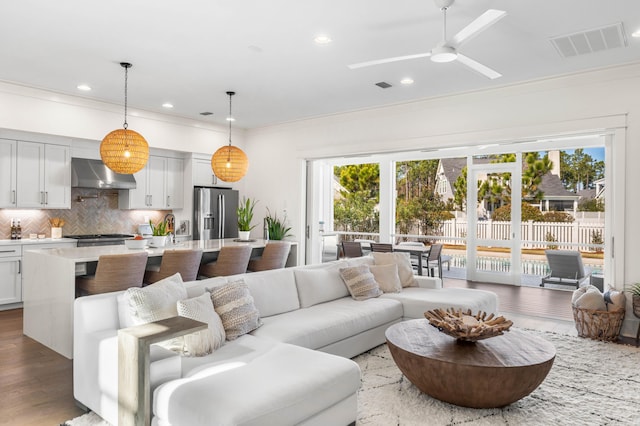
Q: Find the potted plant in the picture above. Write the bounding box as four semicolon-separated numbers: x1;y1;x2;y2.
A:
265;208;292;240
237;197;257;241
629;283;640;318
149;219;169;247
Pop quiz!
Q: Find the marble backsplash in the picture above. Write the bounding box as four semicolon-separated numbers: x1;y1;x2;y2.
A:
0;188;171;239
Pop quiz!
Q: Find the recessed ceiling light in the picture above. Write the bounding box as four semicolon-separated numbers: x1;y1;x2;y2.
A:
162;102;174;109
314;35;332;45
76;84;91;91
400;78;414;85
226;116;236;122
633;29;640;38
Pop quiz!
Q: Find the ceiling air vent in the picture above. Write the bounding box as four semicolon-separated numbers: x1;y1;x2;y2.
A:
200;111;213;116
551;22;627;58
375;81;392;89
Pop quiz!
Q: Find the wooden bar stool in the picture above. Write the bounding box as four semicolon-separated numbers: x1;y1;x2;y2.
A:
247;241;291;272
76;252;149;296
199;245;252;277
144;249;203;284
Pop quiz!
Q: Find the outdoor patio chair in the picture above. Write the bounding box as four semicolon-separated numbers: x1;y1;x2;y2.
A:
425;244;444;278
341;241;364;258
540;250;591;289
370;242;393;253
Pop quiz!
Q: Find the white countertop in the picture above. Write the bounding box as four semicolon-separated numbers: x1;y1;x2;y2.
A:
25;238;285;262
0;238;77;246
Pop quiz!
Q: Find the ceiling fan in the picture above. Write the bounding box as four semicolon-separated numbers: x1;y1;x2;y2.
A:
348;0;506;79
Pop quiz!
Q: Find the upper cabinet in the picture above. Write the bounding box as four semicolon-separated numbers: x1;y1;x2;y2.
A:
0;139;17;208
193;157;218;187
0;139;70;209
119;155;184;210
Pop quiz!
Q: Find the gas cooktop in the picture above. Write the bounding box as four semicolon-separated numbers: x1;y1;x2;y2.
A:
66;234;135;239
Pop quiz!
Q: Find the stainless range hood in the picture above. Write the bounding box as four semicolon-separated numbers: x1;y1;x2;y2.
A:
71;158;137;189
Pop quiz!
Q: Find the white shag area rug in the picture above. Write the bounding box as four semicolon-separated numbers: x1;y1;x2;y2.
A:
64;330;640;426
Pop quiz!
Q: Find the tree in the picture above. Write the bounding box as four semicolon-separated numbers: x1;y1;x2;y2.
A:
453;152;552;212
560;149;604;191
333;164;380;235
491;203;544;222
396;160;451;238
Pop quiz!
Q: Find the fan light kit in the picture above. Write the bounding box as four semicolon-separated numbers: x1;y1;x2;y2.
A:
348;0;506;79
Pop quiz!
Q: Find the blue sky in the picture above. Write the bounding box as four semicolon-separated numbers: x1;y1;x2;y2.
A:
561;147;604;161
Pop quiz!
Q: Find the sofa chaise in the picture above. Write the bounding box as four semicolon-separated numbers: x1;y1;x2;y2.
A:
74;254;498;425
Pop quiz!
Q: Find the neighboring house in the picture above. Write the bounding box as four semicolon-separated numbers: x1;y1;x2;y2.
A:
435;152;580;214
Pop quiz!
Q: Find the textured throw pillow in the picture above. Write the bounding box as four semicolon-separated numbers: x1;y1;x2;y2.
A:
575;287;607;311
177;293;225;357
208;279;262;340
371;252;416;287
369;263;402;293
339;264;383;301
125;273;187;325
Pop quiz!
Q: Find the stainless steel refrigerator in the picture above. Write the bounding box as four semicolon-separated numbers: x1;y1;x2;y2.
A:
193;187;239;240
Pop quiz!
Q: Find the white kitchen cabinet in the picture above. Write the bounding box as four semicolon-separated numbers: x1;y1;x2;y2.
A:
0;246;22;305
15;141;71;209
0;139;17;208
119;156;184;210
166;158;184;209
193;157;217;186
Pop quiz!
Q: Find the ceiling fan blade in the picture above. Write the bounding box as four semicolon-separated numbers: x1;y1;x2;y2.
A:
348;52;431;69
456;54;502;79
450;9;506;47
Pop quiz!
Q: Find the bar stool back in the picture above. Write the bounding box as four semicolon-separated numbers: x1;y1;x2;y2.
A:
199;245;252;277
144;249;203;284
76;252;149;296
247;241;291;272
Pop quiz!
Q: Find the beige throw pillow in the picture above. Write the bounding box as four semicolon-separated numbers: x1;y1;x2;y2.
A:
339;264;383;301
177;293;226;357
208;279;262;340
369;263;402;293
371;252;416;287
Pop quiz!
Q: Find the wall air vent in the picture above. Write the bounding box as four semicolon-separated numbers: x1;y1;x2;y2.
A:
375;81;392;89
200;111;213;116
551;22;627;58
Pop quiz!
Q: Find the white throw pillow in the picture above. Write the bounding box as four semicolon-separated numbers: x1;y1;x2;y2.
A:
371;252;416;287
208;279;262;340
369;263;402;293
177;293;225;357
125;273;187;325
603;290;626;311
575;287;607;311
339;264;383;301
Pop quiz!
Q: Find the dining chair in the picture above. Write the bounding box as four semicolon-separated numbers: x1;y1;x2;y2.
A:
199;245;252;277
425;244;444;278
396;241;425;270
370;242;394;253
144;249;203;284
247;241;292;272
76;252;149;296
341;241;364;258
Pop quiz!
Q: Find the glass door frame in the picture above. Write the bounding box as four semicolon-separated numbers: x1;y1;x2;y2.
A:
466;154;522;285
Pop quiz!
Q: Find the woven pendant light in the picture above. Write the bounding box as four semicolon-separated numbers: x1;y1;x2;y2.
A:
100;62;149;174
211;91;248;182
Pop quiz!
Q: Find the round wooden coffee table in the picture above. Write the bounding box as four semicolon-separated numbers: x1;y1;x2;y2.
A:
385;319;555;408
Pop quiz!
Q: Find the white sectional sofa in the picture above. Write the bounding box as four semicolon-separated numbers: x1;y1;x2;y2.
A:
74;255;498;426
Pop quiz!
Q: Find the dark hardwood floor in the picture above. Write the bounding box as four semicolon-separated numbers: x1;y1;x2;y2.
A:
0;308;84;426
444;279;574;321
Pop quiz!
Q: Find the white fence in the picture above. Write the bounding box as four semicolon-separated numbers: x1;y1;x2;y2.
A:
439;219;604;251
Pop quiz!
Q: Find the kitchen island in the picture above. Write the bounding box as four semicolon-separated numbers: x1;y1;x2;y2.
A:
22;238;298;359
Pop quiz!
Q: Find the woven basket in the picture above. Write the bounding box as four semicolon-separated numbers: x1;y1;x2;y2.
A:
572;305;625;342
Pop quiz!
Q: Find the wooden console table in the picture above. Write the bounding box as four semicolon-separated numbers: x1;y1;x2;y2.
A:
385;319;556;408
118;316;207;426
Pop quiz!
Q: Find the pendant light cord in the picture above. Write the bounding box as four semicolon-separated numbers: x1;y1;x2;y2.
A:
122;63;131;130
228;93;233;146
